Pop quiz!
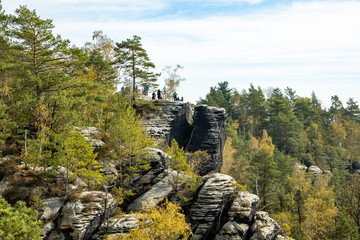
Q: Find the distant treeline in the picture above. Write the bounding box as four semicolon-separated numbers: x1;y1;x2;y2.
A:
200;81;360;239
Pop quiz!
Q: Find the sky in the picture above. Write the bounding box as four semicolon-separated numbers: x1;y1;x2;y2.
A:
2;0;360;107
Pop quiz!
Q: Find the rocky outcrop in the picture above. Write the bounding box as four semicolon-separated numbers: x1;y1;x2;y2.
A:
132;148;170;187
39;197;65;221
190;173;236;239
250;212;284;240
215;193;284;240
58;191;117;240
139;102;226;175
127;169;184;212
307;165;323;176
293;163;332;176
76;127;105;151
1;144;285;240
93;214;138;239
138;100;193;148
189;174;284;240
228;191;260;224
186;105;226;175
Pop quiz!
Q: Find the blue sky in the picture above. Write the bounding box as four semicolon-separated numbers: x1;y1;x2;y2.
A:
2;0;360;107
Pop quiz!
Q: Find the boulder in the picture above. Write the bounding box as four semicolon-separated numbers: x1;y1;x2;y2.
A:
215;191;259;240
127;169;184;212
215;221;249;240
47;231;66;240
0;178;10;196
38;197;64;221
41;221;56;239
0;155;13;164
93;214;138;237
77;127;100;137
249;211;284;240
228;191;260;223
76;127;104;151
186;105;226;175
59;191;117;240
89;139;105;150
133;148;170;186
190;173;236;240
308;165;323;176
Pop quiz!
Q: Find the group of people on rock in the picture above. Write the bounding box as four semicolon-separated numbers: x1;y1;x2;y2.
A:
172;92;183;102
152;90;162;100
142;86;183;101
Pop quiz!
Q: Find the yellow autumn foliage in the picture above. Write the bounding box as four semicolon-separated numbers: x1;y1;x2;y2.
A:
111;199;192;240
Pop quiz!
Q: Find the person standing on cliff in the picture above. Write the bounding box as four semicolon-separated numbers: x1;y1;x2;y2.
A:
152;92;156;100
157;89;162;99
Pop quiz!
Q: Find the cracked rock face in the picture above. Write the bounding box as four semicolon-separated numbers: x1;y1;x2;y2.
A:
228;191;260;223
215;221;249;240
59;191;117;240
139;102;226;176
250;211;284;240
185;105;226;175
132;148;170;187
39;197;64;221
127;169;185;212
190;173;236;240
94;214;138;238
140;100;194;148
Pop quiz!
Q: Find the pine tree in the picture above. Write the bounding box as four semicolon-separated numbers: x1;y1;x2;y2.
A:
0;197;42;240
8;6;82;99
107;94;153;189
247;130;278;208
55;129;100;192
245;84;266;136
345;98;360;122
114;35;159;98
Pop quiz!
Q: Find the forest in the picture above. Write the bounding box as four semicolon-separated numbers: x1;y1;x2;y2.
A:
201;82;360;239
1;2;360;240
0;4;193;240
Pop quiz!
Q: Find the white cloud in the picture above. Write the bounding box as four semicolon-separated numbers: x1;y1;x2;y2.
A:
3;0;360;106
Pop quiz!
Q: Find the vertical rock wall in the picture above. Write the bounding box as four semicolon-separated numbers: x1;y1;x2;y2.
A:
185;105;226;175
139;101;226;175
138;100;193;148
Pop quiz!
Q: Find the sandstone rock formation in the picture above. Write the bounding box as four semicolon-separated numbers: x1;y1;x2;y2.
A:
0;147;285;240
58;191;117;240
190;173;236;239
186;105;226;175
307;165;323;176
76;127;105;151
0;102;286;240
137;100;193;148
139;101;226;175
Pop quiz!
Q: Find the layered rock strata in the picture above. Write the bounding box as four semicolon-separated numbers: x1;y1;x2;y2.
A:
0;149;285;240
139;101;226;175
185;105;226;175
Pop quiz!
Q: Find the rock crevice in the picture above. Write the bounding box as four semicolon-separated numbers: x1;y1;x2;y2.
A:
139;101;226;175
